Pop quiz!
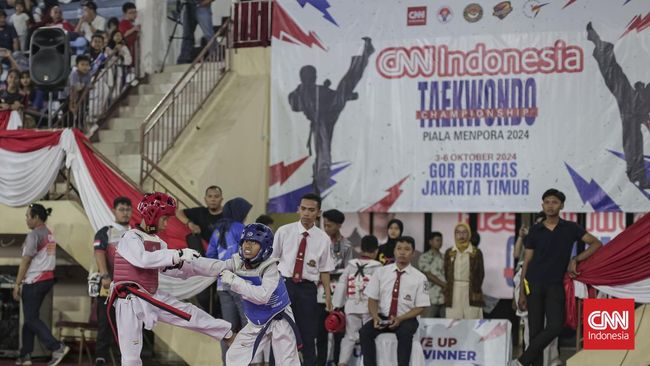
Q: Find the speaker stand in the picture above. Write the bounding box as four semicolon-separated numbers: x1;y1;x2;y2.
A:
47;91;54;129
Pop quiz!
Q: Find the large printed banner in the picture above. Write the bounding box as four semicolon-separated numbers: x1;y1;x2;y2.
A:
342;318;511;366
269;0;650;213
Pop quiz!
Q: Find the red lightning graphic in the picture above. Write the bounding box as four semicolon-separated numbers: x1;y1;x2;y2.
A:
362;176;409;212
479;323;508;342
562;0;577;9
268;156;309;186
621;12;650;38
272;3;326;50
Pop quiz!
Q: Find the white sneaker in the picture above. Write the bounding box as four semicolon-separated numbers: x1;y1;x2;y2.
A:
47;344;70;366
509;360;523;366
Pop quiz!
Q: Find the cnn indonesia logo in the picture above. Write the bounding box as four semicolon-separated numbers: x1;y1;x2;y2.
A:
407;6;427;26
583;298;634;350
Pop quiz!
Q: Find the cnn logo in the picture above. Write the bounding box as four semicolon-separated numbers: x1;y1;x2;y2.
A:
583;298;634;350
407;7;427;26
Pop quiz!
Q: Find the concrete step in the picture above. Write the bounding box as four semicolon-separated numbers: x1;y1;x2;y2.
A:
97;128;141;143
94;141;140;156
107;117;144;130
117;105;154;118
116;154;141;169
149;71;186;85
138;83;175;95
120;167;141;183
124;93;166;107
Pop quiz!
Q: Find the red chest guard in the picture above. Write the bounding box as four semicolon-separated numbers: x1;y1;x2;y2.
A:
113;240;161;294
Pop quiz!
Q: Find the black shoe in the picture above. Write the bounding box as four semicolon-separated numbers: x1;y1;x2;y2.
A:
95;358;107;366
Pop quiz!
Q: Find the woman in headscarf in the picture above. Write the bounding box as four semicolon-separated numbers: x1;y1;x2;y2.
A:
206;197;252;364
443;222;485;319
377;218;403;265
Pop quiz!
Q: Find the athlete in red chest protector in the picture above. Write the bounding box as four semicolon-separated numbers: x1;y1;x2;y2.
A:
107;192;234;366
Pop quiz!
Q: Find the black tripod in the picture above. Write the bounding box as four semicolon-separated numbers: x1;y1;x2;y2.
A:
161;0;190;72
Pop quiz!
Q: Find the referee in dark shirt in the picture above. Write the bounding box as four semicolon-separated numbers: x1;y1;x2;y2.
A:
513;189;602;366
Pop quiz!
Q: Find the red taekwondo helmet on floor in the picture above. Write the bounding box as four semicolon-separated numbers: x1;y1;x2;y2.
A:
325;310;346;334
137;192;177;228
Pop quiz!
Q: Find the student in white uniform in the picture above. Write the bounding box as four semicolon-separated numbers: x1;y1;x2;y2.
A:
175;223;302;365
333;235;383;366
360;236;430;366
271;193;336;365
107;192;234;366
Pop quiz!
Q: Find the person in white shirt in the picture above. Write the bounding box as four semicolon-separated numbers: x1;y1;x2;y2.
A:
108;192;233;366
333;235;382;366
75;1;106;42
271;193;335;365
360;236;430;366
8;0;28;50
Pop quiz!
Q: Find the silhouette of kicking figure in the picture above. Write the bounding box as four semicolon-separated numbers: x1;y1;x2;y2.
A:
288;37;375;195
587;22;650;189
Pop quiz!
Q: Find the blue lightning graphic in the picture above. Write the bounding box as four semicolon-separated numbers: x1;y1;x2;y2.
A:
565;163;622;211
297;0;338;26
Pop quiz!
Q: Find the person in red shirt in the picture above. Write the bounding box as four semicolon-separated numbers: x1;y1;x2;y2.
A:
118;2;139;64
46;5;74;32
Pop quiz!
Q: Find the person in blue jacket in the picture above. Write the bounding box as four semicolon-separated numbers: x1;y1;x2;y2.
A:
206;197;252;364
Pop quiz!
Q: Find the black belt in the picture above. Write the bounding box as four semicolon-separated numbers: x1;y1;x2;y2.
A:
251;310;302;364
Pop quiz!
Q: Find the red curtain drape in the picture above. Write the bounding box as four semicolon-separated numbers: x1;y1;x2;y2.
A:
0;129;62;152
73;130;191;249
564;212;650;328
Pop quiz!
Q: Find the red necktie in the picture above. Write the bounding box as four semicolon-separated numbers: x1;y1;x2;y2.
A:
389;270;404;318
292;232;309;283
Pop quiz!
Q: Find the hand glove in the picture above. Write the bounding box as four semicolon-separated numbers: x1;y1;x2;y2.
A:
177;248;200;263
220;270;237;286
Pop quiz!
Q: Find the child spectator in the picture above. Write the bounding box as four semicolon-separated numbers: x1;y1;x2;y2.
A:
67;55;92;112
105;16;119;43
107;31;132;66
1;69;22;111
118;2;139;59
88;32;107;74
8;0;29;50
333;235;383;366
19;70;40;128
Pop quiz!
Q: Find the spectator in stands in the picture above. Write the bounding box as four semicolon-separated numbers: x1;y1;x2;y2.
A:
67;55;92;112
8;0;29;51
444;222;485;319
118;2;139;60
105;16;119;42
418;231;446;318
89;32;108;74
107;31;132;66
1;69;23;111
13;204;70;366
46;5;74;32
0;46;20;73
19;70;40;128
75;1;105;42
177;0;214;64
0;10;19;54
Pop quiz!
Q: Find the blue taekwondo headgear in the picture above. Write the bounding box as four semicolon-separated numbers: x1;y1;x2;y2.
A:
239;223;274;265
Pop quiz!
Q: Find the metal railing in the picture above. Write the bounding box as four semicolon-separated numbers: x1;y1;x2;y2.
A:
139;21;230;187
50;40;141;132
233;0;272;48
